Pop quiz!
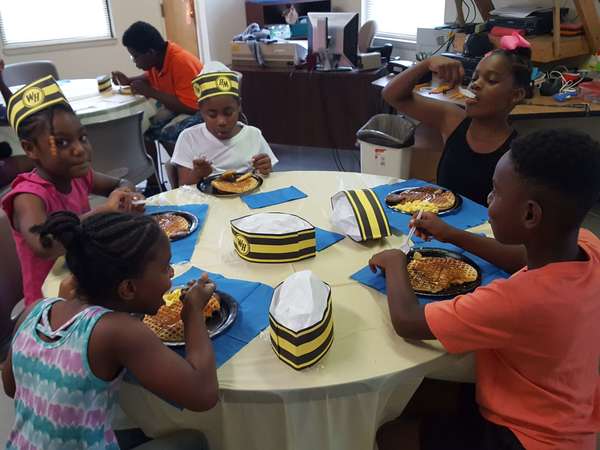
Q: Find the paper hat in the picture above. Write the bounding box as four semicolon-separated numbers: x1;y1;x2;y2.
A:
192;61;240;102
231;212;316;263
331;189;391;242
96;75;112;93
269;271;333;370
7;75;70;132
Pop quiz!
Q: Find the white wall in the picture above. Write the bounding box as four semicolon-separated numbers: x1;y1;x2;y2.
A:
202;0;247;64
0;0;165;79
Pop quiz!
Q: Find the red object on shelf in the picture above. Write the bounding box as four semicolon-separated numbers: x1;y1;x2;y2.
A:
490;26;525;37
563;73;581;82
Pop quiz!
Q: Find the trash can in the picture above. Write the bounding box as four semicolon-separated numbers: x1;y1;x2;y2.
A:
357;114;416;179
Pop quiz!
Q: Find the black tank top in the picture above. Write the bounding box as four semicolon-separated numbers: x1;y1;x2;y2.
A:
437;118;516;206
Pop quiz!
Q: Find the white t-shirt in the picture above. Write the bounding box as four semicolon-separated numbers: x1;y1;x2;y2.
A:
171;122;278;174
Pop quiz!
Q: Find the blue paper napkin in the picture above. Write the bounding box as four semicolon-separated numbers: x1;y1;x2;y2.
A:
241;186;307;209
371;179;489;235
168;267;274;367
146;204;208;264
315;227;345;251
351;240;510;305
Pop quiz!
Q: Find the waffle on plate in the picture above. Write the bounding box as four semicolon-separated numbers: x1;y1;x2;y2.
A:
143;288;221;343
153;213;191;239
211;170;259;194
386;186;456;214
407;251;478;294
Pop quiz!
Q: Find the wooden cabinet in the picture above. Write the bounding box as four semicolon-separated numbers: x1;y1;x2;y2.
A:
245;0;331;27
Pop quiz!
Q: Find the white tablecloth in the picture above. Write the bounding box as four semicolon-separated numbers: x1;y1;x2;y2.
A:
43;171;478;450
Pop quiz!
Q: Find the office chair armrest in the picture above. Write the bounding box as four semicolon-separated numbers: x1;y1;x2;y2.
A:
368;44;393;62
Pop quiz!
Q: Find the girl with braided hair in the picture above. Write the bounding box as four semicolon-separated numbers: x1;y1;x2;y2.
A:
3;211;217;450
0;59;146;306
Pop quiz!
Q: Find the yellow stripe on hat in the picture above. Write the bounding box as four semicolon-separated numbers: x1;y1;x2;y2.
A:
237;252;316;264
344;191;367;239
269;318;333;357
271;336;334;370
250;239;315;255
9;83;62;130
355;189;382;238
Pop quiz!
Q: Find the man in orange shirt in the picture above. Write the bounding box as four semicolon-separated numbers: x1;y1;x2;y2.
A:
112;21;203;194
371;129;600;450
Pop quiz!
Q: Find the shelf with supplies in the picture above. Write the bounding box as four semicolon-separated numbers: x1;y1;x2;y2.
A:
468;0;600;63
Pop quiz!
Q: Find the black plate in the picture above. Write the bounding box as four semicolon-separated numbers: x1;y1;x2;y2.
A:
385;186;462;216
197;172;263;197
160;290;238;346
149;210;199;241
406;247;482;298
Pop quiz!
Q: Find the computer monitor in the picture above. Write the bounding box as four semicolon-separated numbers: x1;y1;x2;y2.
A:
308;12;359;70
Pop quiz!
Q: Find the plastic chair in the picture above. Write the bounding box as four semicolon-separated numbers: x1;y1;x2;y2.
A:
164;159;179;189
0;209;23;359
3;60;59;86
86;111;159;186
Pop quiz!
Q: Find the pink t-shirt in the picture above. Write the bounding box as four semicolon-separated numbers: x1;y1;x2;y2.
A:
1;170;93;305
425;229;600;450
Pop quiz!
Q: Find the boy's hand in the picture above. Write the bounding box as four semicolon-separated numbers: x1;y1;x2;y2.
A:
252;153;272;175
131;79;154;97
369;249;407;274
111;71;131;86
409;212;454;242
428;56;464;88
192;158;213;179
181;273;216;322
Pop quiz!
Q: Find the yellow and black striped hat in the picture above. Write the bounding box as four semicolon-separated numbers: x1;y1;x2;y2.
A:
231;212;316;263
7;75;70;132
269;271;334;370
192;71;240;103
336;189;391;242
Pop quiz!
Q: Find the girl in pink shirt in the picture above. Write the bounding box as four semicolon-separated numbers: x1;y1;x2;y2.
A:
0;62;144;305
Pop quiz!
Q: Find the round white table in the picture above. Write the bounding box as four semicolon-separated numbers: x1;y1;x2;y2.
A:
43;171;475;450
1;79;155;155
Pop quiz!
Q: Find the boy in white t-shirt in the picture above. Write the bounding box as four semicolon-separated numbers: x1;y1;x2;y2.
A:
171;62;278;186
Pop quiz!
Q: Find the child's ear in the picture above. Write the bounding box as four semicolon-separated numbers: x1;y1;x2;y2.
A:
117;279;137;303
523;200;542;230
20;139;40;161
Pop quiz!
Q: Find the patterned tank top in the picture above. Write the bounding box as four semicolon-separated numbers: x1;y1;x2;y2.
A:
6;298;122;450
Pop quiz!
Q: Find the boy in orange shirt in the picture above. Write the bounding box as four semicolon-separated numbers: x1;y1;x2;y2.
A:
372;129;600;450
112;21;203;194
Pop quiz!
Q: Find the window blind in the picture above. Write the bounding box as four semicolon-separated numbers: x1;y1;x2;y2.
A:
0;0;114;48
364;0;446;41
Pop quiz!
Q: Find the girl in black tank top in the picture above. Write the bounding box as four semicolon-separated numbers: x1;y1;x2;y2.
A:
438;118;517;205
380;39;532;208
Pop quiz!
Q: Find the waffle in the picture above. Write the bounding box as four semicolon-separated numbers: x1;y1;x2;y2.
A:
154;213;190;239
143;289;221;343
211;172;258;194
386;186;456;214
407;253;478;294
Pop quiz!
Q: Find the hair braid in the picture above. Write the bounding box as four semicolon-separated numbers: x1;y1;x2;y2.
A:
32;211;163;303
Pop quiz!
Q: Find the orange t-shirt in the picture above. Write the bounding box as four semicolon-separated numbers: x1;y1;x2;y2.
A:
425;229;600;450
146;41;203;110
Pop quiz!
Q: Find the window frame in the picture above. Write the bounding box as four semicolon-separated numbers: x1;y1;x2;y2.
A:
0;0;116;51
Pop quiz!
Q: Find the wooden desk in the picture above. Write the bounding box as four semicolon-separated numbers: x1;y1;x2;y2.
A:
372;74;600;119
234;66;386;149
